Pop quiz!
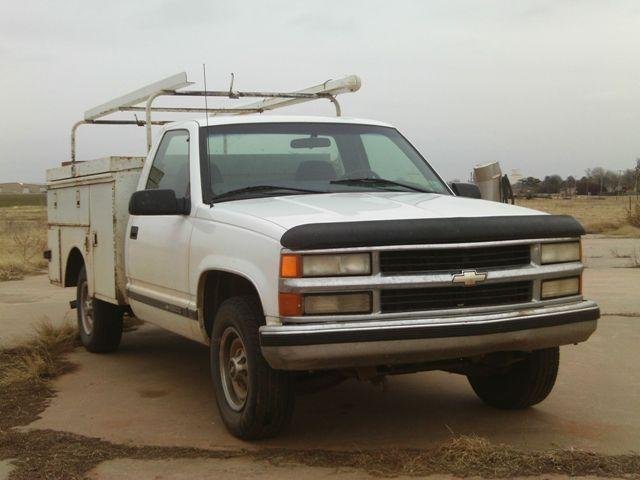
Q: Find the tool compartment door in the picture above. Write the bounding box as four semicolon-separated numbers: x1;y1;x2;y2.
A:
89;181;117;302
47;227;61;284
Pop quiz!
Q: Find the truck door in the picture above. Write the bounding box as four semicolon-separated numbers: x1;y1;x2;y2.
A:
126;129;198;339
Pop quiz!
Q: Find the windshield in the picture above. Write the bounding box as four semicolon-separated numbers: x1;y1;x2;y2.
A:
199;122;450;202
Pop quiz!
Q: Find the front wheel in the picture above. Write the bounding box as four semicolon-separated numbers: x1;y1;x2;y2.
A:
467;347;559;409
210;295;294;440
77;266;123;353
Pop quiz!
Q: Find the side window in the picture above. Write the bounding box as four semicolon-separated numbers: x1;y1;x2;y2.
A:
146;130;190;198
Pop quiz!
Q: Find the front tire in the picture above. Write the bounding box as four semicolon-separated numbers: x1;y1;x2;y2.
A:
467;347;559;409
77;266;123;353
210;295;294;440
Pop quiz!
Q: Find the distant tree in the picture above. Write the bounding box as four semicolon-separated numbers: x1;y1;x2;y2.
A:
564;175;576;188
516;177;542;197
586;167;606;194
604;170;620;193
519;177;541;190
576;176;599;195
542;175;563;194
620;169;635;191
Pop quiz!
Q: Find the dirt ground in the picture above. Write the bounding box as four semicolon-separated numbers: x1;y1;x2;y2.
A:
0;275;74;348
1;235;639;479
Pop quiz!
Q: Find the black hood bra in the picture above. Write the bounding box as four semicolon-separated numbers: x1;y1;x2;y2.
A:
280;215;585;250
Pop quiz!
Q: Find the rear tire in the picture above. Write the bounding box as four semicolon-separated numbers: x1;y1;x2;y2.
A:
77;266;123;353
210;295;294;440
467;347;559;409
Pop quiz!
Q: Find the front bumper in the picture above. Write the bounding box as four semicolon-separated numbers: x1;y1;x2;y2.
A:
259;300;599;370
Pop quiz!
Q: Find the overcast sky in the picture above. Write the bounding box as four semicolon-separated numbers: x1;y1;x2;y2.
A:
1;0;638;183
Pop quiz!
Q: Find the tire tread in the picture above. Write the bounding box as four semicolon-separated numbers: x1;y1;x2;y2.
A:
468;347;559;409
77;266;123;353
211;295;294;440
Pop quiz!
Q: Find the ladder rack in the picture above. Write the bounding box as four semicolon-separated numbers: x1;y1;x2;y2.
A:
71;72;361;162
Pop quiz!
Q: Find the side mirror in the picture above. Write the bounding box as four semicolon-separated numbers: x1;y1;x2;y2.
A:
129;189;190;216
450;182;482;199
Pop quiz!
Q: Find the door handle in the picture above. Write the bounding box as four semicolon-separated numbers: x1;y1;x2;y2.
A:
130;226;139;239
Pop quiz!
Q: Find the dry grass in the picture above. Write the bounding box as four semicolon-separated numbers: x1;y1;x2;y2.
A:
516;195;640;236
628;200;640;228
0;321;77;431
0;321;77;388
0;205;47;281
0;193;46;207
261;437;640;478
1;431;639;480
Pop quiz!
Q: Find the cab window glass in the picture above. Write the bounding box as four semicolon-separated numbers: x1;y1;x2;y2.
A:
361;133;437;190
146;130;190;198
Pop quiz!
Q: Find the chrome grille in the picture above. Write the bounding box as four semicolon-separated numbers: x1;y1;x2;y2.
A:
380;281;533;313
379;244;531;274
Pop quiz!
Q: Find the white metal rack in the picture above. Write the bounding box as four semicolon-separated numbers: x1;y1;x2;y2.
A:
71;72;361;162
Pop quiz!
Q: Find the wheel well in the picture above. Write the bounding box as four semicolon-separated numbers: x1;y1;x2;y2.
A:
64;248;85;287
200;270;261;338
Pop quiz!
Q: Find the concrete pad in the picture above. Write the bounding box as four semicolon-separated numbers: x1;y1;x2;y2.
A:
87;457;402;480
0;460;15;480
0;274;74;347
26;312;640;454
582;268;640;315
87;460;620;480
582;236;640;269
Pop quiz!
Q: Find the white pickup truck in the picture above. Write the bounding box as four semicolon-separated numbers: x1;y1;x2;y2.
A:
46;74;599;439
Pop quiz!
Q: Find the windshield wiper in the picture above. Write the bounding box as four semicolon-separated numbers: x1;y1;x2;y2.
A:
212;185;324;203
330;177;433;193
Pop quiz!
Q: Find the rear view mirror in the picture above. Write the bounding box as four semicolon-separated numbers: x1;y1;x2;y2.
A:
450;182;482;199
129;189;190;215
290;137;331;149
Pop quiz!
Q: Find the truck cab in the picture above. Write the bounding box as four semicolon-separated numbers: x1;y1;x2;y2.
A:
47;74;599;440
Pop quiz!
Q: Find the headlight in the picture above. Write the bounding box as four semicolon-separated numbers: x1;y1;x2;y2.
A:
303;292;372;315
280;253;371;277
540;242;581;264
541;276;581;299
303;253;371;277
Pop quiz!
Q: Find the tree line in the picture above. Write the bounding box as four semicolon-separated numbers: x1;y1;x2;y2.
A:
516;160;640;196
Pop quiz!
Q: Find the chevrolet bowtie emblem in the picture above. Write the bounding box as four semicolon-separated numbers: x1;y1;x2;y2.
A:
452;270;487;287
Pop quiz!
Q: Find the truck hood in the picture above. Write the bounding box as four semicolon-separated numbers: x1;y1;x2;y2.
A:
217;192;542;231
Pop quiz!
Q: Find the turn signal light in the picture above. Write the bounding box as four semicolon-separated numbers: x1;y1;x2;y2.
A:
279;292;303;316
280;254;301;278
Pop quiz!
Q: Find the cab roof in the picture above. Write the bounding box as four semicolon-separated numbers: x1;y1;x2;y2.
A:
189;114;394;129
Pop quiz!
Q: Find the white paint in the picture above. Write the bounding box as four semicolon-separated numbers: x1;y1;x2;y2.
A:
48;117;547;347
47;157;145;303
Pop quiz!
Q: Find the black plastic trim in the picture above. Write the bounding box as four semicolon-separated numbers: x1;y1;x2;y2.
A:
280;215;585;250
259;307;600;347
127;290;197;320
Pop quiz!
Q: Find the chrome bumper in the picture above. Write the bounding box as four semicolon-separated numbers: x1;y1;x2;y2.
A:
260;300;599;370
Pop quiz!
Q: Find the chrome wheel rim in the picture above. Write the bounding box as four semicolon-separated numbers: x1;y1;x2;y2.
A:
219;327;249;411
79;280;94;336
